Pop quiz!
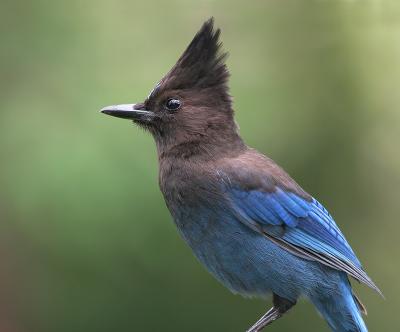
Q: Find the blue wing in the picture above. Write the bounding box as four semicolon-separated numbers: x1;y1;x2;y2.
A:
228;187;382;295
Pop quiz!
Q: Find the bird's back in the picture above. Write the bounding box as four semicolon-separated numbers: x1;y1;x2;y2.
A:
159;147;379;293
158;148;375;332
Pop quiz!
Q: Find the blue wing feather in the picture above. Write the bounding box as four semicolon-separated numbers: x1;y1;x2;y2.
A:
231;187;359;265
229;186;382;294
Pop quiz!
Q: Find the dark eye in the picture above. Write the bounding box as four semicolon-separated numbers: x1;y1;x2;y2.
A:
165;98;181;111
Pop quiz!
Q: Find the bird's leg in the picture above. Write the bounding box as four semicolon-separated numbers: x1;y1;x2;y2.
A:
246;294;296;332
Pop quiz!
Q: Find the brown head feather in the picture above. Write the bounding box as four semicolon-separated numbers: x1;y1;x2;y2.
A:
160;17;230;93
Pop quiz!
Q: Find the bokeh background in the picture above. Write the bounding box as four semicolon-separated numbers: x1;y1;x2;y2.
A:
1;0;399;331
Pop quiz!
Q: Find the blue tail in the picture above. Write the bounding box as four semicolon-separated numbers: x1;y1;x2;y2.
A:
310;274;367;332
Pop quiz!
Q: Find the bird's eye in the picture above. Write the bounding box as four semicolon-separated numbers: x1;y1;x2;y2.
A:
165;98;181;111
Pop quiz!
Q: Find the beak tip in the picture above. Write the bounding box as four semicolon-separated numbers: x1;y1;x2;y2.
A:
99;104;153;121
100;108;119;117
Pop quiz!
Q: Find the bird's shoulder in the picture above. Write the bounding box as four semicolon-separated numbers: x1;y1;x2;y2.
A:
159;147;310;206
215;148;311;200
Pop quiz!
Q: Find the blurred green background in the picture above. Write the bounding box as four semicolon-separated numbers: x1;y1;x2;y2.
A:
1;0;399;331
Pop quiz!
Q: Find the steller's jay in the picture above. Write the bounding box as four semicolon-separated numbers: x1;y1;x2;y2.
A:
101;18;382;332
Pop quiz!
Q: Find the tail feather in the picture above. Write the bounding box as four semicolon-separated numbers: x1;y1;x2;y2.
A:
353;292;367;316
311;275;368;332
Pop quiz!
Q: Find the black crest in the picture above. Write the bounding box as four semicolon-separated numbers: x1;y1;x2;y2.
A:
161;18;229;91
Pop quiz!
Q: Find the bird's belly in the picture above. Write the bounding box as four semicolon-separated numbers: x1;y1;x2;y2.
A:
172;210;328;300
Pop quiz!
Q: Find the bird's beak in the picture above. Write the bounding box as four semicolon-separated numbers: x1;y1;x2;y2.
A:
100;104;155;122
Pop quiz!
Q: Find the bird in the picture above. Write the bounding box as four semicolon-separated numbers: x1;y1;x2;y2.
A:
101;18;382;332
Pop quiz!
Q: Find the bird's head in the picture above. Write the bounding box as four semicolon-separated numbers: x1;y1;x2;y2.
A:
101;18;243;157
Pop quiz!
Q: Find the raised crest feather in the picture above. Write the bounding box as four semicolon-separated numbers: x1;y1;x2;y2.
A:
161;18;230;91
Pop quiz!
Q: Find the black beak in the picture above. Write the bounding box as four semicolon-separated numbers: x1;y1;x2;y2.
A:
100;104;155;122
